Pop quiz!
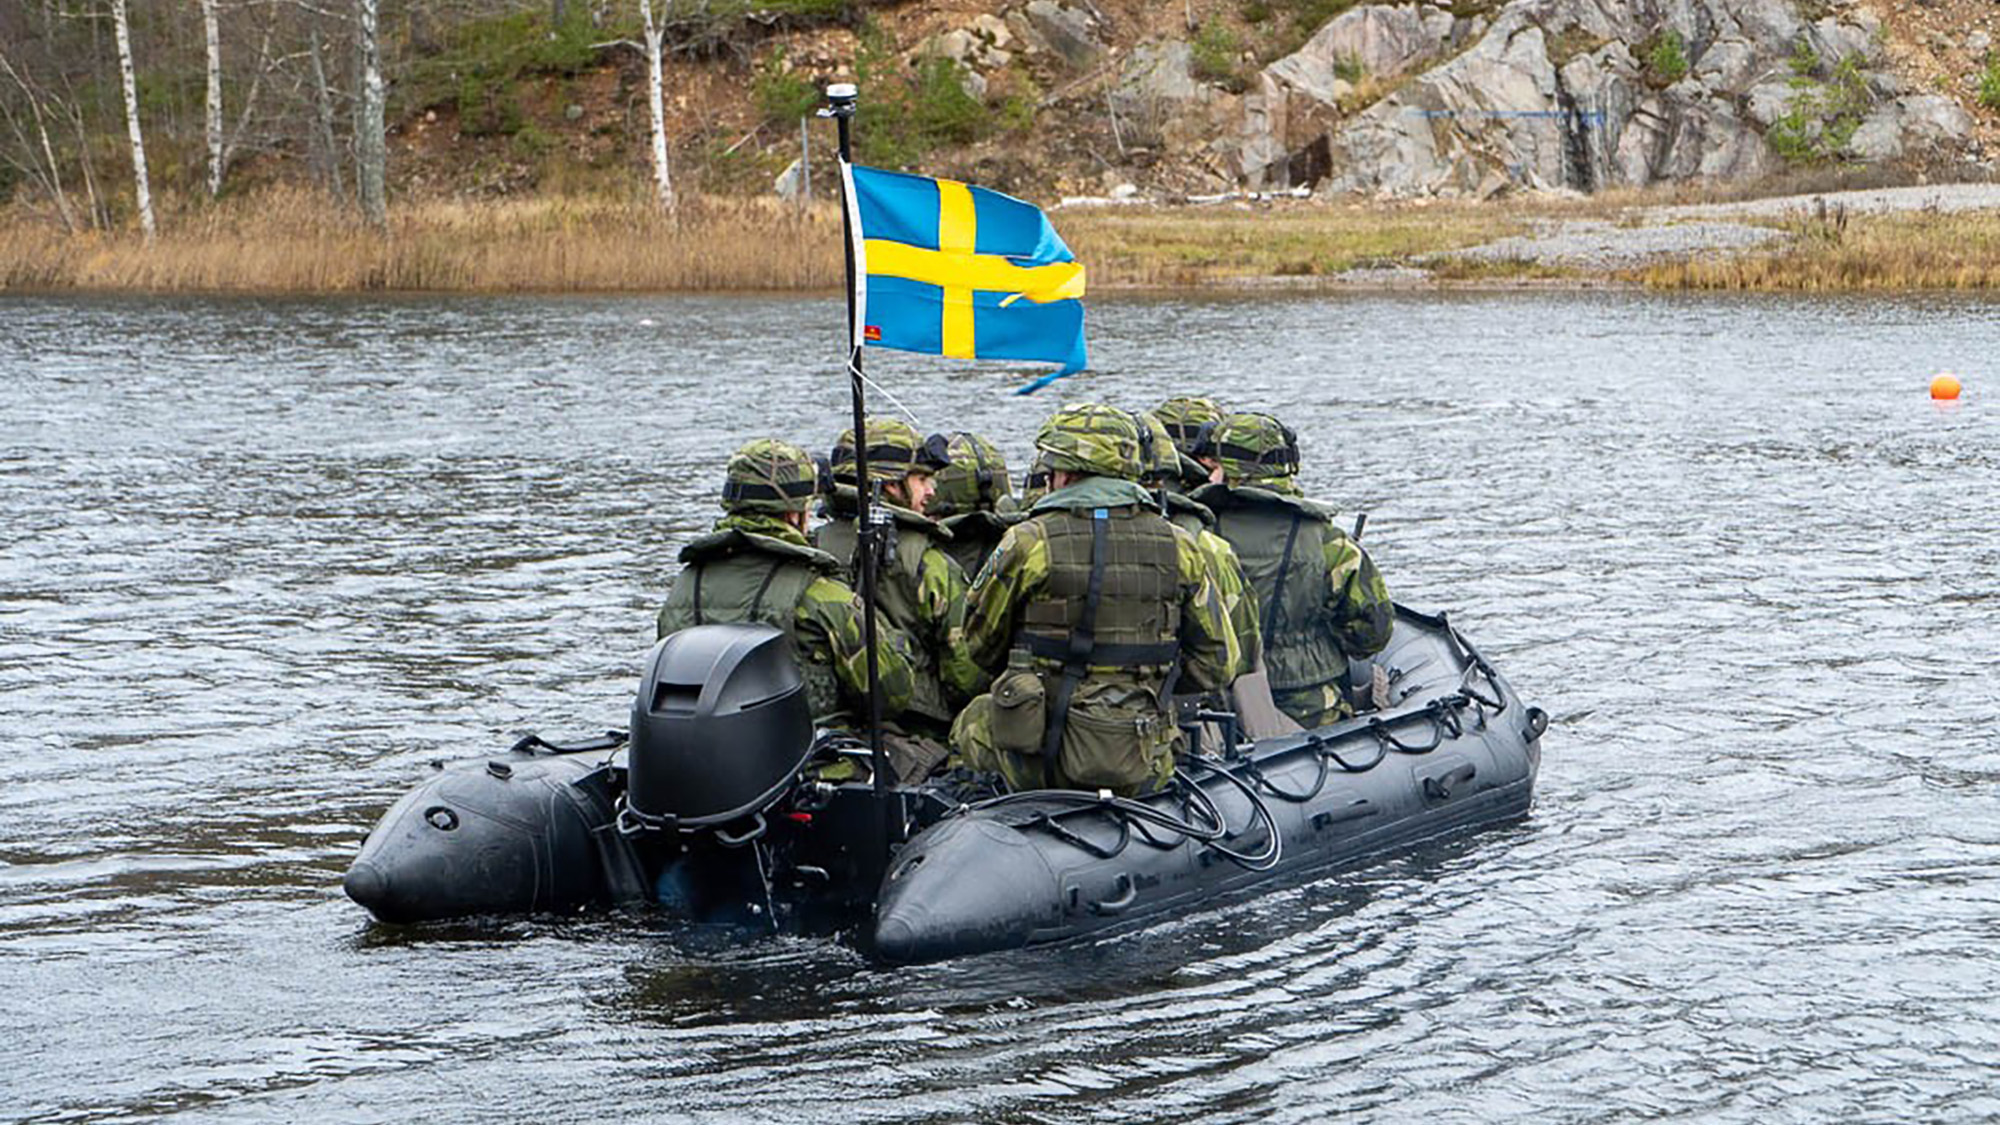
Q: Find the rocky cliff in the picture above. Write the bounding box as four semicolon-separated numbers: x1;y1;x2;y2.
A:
899;0;1989;199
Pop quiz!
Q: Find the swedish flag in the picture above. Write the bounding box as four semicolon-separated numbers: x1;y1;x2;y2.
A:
842;164;1087;385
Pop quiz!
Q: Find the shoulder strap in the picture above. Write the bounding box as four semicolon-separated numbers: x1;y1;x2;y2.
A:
747;562;785;619
1263;512;1303;641
691;566;705;626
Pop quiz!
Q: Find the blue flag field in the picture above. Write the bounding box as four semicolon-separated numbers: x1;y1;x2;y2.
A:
842;164;1088;387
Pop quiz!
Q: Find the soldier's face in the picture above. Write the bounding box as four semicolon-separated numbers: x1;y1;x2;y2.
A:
903;472;937;514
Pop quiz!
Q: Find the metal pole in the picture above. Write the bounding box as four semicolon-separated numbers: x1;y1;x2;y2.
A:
800;116;812;211
823;84;893;821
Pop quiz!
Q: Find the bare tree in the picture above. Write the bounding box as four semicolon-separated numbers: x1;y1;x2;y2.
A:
353;0;386;227
109;0;155;240
307;23;347;203
0;49;79;232
202;0;223;196
637;0;674;215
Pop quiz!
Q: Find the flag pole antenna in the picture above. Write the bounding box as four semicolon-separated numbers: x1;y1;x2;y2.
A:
821;82;897;839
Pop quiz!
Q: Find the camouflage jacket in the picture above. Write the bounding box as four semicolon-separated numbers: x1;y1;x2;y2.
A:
963;476;1239;693
1159;489;1262;679
1192;479;1393;691
814;489;984;722
657;513;915;729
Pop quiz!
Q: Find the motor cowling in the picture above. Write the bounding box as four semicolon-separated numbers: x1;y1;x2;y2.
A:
624;624;814;832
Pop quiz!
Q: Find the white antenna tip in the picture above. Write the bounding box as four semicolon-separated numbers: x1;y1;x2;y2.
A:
826;83;858;99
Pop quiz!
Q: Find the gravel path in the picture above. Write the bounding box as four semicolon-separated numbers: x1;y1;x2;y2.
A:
1660;181;2000;220
1443;219;1787;271
1439;181;2000;275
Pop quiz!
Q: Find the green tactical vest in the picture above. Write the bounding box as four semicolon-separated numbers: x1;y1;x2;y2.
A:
1198;484;1349;693
940;510;1021;581
656;528;845;726
1019;503;1183;687
813;507;954;727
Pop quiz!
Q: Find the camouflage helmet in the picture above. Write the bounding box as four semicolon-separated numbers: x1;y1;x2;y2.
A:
1035;402;1142;480
1154;396;1228;456
1210;412;1301;484
928;432;1013;518
1133;411;1179;485
831;417;950;485
1019;451;1055;507
721;438;819;515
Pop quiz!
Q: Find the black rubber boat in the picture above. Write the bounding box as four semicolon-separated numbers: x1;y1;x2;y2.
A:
344;605;1545;964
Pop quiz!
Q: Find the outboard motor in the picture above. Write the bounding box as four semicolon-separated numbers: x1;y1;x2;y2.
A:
621;624;814;835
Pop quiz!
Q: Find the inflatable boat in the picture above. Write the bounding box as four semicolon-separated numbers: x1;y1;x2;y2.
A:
344;605;1545;964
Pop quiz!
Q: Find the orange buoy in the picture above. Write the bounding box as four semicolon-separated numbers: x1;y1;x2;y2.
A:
1931;373;1962;401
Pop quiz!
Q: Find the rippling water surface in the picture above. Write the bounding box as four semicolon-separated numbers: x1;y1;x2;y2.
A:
3;291;1997;1123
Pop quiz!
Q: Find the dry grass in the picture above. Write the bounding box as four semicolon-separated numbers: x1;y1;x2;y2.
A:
1638;211;2000;290
1060;202;1528;285
0;190;1534;293
0;188;848;293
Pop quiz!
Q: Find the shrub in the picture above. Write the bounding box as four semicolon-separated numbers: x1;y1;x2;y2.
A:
852;23;995;167
1332;54;1365;84
1646;30;1690;84
1767;52;1869;163
754;49;822;123
1790;38;1821;78
1980;54;2000;112
1192;17;1245;89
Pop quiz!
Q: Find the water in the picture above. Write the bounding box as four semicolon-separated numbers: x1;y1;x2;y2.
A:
2;291;1997;1123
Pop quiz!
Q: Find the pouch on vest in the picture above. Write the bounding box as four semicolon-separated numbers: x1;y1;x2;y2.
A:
990;660;1047;757
1058;700;1171;793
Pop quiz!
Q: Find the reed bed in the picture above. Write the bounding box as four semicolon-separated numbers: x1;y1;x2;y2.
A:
1639;212;2000;290
0;189;849;293
0;189;1532;294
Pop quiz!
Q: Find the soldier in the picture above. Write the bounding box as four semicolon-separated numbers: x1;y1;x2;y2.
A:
927;431;1021;579
815;418;982;774
1192;413;1394;729
951;404;1239;796
656;438;914;735
1135;410;1260;677
1153;395;1229;491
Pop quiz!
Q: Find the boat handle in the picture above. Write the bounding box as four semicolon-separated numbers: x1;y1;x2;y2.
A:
1422;764;1476;803
713;812;768;848
1088;873;1138;916
1524;706;1549;741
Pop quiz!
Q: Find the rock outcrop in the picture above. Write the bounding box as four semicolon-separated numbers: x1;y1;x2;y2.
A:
1237;0;1977;196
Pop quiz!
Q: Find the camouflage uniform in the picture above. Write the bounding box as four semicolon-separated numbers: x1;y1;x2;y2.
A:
814;418;982;748
928;431;1024;580
952;404;1239;795
1193;414;1393;729
1153;395;1229;492
656;439;914;732
1136;411;1260;677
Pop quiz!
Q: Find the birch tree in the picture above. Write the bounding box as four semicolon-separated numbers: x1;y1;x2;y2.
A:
201;0;223;196
353;0;387;228
637;0;674;215
110;0;155;240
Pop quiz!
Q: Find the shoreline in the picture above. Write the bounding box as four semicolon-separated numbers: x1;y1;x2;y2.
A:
5;184;1999;297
